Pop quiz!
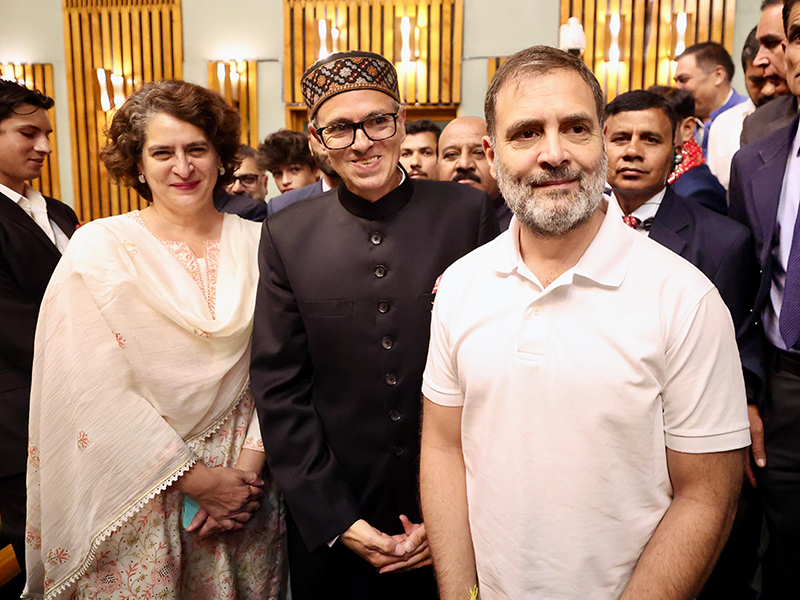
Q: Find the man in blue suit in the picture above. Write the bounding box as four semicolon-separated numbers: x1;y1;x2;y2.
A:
605;91;757;341
729;1;800;595
608;91;761;598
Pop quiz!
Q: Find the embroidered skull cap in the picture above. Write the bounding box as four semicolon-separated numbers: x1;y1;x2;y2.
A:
301;51;401;119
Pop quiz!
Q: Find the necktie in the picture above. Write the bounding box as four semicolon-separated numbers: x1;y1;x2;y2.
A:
622;215;640;229
780;212;800;349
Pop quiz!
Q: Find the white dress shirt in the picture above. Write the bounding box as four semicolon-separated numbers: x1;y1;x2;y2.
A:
765;123;800;351
706;99;756;190
615;187;666;238
0;182;70;253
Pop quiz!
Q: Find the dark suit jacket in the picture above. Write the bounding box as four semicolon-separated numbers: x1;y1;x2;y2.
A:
213;191;268;222
670;163;728;215
729;115;800;392
266;180;326;218
0;192;80;477
650;186;757;337
251;178;499;553
740;94;798;147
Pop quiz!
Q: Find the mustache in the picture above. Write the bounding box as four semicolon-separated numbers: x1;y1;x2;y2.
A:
452;170;481;183
409;168;428;177
521;166;583;187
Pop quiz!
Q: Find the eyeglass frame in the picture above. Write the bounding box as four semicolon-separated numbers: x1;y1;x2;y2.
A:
312;112;400;150
229;173;262;186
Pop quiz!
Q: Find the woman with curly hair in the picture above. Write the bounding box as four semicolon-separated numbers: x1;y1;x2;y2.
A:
24;80;285;600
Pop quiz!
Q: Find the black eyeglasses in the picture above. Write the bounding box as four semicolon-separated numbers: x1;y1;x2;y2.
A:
231;173;260;185
315;113;399;150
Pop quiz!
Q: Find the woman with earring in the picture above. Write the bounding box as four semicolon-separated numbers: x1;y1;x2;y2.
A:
24;80;285;600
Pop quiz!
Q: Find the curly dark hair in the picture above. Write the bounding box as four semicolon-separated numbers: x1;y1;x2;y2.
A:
256;129;316;173
101;80;241;201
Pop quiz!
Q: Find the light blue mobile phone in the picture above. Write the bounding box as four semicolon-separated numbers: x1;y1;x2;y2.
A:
182;496;201;529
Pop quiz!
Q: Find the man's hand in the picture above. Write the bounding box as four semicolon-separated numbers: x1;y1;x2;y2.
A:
176;464;263;529
185;507;229;539
380;515;433;573
745;404;766;488
340;519;409;568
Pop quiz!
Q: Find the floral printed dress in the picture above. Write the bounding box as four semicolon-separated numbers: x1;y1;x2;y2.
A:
69;212;287;600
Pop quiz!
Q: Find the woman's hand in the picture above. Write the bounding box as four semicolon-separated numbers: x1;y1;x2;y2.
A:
176;463;263;530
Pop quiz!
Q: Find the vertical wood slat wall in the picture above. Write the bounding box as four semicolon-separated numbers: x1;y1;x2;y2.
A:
560;0;736;100
283;0;463;108
0;64;61;200
63;0;183;222
207;60;259;148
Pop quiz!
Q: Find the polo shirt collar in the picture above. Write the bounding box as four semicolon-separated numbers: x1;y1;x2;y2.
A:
493;194;633;289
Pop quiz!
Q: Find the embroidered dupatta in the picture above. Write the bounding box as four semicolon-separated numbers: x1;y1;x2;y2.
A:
24;213;262;599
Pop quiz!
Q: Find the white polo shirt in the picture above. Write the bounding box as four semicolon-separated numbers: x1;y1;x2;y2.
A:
422;199;750;600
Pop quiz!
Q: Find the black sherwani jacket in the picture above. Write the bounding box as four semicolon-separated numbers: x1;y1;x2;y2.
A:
251;176;499;552
0;192;79;477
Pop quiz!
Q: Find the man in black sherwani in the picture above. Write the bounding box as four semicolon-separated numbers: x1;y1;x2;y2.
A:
250;51;499;600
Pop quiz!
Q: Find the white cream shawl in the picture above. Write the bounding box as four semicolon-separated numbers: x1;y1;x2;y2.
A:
24;213;262;599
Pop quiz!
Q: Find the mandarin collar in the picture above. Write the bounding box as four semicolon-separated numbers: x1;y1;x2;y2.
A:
337;166;413;220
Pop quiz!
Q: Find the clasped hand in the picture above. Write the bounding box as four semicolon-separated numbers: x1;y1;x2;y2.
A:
341;515;432;574
176;463;264;539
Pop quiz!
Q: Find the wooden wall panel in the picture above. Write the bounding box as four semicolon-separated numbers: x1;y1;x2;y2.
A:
283;0;463;120
560;0;736;101
1;64;62;200
62;0;183;222
208;60;260;149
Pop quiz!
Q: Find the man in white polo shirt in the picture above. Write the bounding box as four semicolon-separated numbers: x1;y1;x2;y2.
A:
419;45;751;600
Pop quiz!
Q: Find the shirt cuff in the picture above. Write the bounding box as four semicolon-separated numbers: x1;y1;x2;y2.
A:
421;379;464;407
665;426;751;454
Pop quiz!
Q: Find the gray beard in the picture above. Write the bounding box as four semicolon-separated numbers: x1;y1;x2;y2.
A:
497;151;608;238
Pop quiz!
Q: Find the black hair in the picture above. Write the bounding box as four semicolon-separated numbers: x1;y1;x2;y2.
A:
405;118;441;140
605;90;678;137
0;79;54;124
677;42;736;82
648;85;696;121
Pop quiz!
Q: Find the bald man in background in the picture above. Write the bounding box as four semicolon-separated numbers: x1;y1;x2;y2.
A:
438;116;511;230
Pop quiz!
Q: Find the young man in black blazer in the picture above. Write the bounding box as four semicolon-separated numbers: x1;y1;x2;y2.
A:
0;80;79;594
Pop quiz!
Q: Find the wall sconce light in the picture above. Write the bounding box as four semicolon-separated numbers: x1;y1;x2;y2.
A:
96;68;126;112
604;14;626;64
559;17;586;57
394;16;420;64
672;12;694;58
216;61;244;102
1;64;19;83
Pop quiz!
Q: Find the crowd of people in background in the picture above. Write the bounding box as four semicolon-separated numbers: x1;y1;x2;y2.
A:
3;0;800;598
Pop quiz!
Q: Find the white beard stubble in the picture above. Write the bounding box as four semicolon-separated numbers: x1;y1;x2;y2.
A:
497;150;608;237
